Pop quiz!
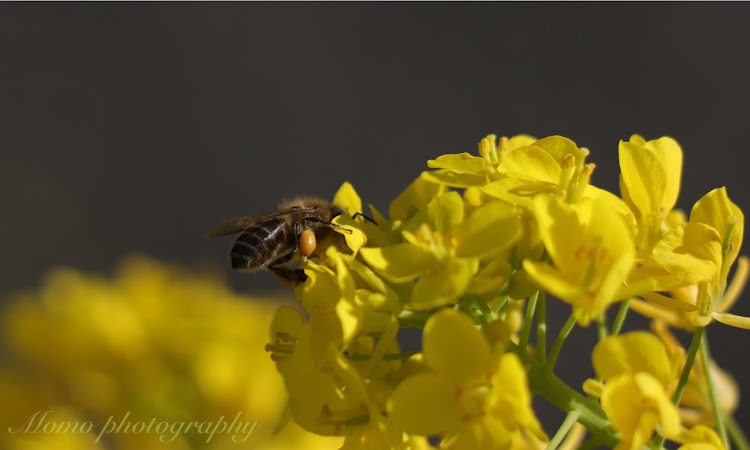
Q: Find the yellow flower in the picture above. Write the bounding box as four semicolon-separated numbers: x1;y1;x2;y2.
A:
480;135;594;206
675;425;725;450
618;135;683;254
523;194;636;325
362;191;521;309
632;187;750;329
422;134;536;189
0;256;343;450
388;310;546;449
588;332;682;450
270;307;413;447
294;245;400;349
273;311;372;436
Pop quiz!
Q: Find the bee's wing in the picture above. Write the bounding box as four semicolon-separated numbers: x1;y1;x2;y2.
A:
204;207;318;237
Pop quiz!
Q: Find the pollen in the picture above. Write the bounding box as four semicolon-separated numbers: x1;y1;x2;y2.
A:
299;229;317;257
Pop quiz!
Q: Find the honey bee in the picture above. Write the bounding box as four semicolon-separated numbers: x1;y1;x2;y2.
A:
205;197;351;287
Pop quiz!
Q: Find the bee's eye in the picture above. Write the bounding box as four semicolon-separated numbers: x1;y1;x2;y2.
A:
299;229;317;257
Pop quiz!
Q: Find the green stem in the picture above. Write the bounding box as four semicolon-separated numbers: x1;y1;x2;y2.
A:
538;291;547;363
546;312;578;373
672;326;705;405
510;342;618;447
492;295;509;314
726;414;750;450
519;290;540;352
700;335;728;448
547;410;581;450
609;298;631;336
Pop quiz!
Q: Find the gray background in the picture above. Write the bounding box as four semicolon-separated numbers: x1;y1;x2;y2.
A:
2;3;749;434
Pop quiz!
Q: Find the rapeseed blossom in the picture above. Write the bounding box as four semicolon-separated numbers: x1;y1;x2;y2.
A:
262;133;748;449
4;132;748;450
0;257;343;450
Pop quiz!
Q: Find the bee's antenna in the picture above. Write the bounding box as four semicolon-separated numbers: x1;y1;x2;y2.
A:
352;212;377;224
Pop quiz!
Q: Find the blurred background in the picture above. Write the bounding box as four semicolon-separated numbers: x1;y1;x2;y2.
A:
2;2;750;445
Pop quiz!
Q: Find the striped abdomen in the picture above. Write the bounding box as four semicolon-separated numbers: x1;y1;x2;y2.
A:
230;218;294;271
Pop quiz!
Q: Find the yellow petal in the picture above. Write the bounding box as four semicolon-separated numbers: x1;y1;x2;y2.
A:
652;223;722;284
423;309;492;384
333;181;363;216
297;263;340;312
644;137;682;213
498;145;561;184
532;195;585;280
592;332;672;386
442;416;514;450
489;353;547;441
409;259;478;309
619;140;666;218
428;153;494;175
390;173;445;222
677;425;724;450
270;306;304;341
332;214;367;254
633;372;681;438
690;187;744;270
453;202;522;259
523;260;585;301
389;372;463;435
711;312;750;329
479;177;558;207
359;244;434;283
428;191;465;234
506;134;538;150
468;259;512;295
423;169;491;188
601;372;680;449
533;135;588;166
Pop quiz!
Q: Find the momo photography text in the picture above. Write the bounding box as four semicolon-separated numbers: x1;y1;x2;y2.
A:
7;410;261;444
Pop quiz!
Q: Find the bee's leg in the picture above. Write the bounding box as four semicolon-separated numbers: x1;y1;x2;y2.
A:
293;221;303;239
269;265;307;288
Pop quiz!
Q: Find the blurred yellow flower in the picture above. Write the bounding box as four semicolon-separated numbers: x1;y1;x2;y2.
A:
588;332;681;450
0;256;342;450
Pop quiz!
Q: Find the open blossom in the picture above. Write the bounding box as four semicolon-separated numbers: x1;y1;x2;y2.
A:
587;332;682;450
631;187;750;330
360;191;522;309
523;194;636;325
388;309;546;449
618;135;683;255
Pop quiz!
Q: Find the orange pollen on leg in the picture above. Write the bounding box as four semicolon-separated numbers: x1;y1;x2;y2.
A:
299;229;317;257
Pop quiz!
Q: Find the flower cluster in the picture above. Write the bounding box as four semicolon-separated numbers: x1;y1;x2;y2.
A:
268;134;749;449
0;257;344;450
